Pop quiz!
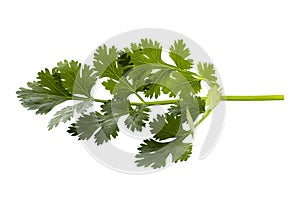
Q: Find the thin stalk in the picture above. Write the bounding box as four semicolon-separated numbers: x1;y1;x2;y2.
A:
133;92;147;104
194;110;212;128
117;78;147;104
221;95;284;101
72;95;284;106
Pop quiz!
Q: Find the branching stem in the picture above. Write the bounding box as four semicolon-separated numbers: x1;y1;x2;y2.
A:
73;95;284;106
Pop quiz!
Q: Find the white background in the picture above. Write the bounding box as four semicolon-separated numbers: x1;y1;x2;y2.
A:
0;0;298;199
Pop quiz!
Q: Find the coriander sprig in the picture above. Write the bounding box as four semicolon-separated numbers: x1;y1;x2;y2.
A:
16;38;284;169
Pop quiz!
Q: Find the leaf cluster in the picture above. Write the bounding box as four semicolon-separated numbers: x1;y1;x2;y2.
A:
17;39;221;168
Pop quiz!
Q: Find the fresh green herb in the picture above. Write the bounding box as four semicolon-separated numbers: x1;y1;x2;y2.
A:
16;39;284;169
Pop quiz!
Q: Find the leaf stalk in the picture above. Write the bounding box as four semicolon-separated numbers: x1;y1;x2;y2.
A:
73;95;284;106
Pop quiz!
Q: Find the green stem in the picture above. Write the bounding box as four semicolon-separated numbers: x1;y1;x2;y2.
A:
194;110;212;128
117;78;147;104
221;95;284;101
134;92;147;104
192;95;284;129
73;95;284;106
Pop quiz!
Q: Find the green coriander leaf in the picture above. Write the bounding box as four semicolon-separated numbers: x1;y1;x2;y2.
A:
102;79;117;94
129;66;193;98
143;83;161;99
73;64;97;97
100;72;139;99
128;64;175;98
48;100;93;130
140;83;176;99
48;108;76;130
147;67;173;87
136;114;193;168
17;60;97;115
17;67;71;114
56;60;97;97
167;71;198;97
93;45;121;80
161;85;177;98
93;117;119;145
195;85;223;127
125;39;165;66
67;100;129;144
37;68;70;97
17;81;68;114
178;73;201;94
168;96;206;122
127;63;153;89
150;114;182;140
169;39;193;70
135;138;192;169
118;51;133;70
93;45;148;99
197;62;218;86
57;60;81;93
176;145;193;162
68;112;104;140
128;64;198;98
156;70;197;98
100;98;130;116
112;77;137;99
124;39;200;98
125;105;150;132
206;85;222;110
100;52;135;94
